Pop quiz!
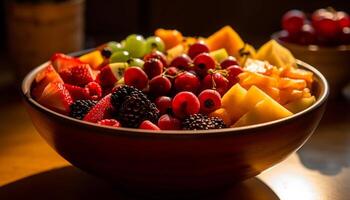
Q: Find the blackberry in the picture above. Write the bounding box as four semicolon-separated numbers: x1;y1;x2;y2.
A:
111;85;159;128
182;114;227;130
70;100;97;120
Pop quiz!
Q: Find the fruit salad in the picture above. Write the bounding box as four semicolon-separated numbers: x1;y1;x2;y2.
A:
31;26;316;130
278;8;350;46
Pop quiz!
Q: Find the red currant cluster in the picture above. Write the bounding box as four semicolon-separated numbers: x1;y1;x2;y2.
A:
122;42;243;129
280;8;350;46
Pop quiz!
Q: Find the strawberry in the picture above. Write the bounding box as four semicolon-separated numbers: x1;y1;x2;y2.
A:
60;64;94;86
51;53;83;73
83;94;113;123
97;119;121;127
32;64;63;99
37;82;73;114
64;84;90;101
139;120;160;130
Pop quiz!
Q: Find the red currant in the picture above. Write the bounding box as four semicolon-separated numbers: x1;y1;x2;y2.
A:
193;53;216;77
220;56;239;69
202;72;229;96
170;54;192;70
143;58;164;79
124;67;149;90
188;41;209;59
158;114;182;130
226;65;243;87
172;91;200;119
174;71;200;93
154;96;172;115
282;9;306;35
198;89;221;114
143;50;167;67
149;75;172;96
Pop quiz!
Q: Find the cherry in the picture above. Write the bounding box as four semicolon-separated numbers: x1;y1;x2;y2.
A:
226;65;243;87
149;75;172;96
188;42;209;59
139;120;160;130
202;72;229;96
312;9;340;39
172;91;200;119
336;11;350;29
198;89;222;114
170;54;192;70
220;56;239;69
165;66;179;77
143;50;167;67
154;96;172;115
174;71;200;93
282;9;306;35
298;24;317;45
143;58;164;79
158;114;182;130
124;67;148;90
193;53;216;77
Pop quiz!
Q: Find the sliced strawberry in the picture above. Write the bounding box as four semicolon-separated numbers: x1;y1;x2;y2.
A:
51;53;83;73
83;94;113;123
32;64;63;99
97;119;121;127
139;120;160;130
37;82;73;114
60;64;94;86
64;84;90;101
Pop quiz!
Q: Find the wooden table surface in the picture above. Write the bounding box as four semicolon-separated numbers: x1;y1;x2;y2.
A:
0;96;349;200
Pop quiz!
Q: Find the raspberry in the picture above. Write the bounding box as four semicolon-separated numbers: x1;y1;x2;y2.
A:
97;119;120;127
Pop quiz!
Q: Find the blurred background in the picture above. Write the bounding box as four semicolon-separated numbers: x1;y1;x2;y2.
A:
0;0;349;96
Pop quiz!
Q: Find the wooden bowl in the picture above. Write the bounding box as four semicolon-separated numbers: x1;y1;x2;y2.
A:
21;55;329;192
272;32;350;99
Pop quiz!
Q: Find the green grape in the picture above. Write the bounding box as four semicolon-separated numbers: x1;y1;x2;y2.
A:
107;41;123;53
145;36;165;54
120;40;126;48
127;58;145;68
110;51;131;63
124;34;146;58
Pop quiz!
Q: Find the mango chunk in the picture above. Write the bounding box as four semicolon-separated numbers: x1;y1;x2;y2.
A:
284;96;316;113
209;108;232;126
206;26;245;59
79;50;104;70
221;83;248;122
155;29;183;50
232;98;293;127
255;40;296;69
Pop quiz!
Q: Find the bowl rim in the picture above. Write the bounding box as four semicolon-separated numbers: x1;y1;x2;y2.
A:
21;50;329;137
271;31;350;52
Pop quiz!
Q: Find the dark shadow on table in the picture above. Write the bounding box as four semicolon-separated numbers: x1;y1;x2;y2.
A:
0;166;279;200
297;99;350;175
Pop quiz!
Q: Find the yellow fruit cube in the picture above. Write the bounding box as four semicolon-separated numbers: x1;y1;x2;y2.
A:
256;40;296;69
79;50;104;70
232;98;293;127
209;108;232;126
221;83;248;122
284;96;316;114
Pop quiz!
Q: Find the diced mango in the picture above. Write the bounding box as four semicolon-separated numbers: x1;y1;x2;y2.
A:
221;83;248;122
255;40;296;69
155;29;183;50
279;89;304;105
232;98;293;127
206;26;245;59
284;96;316;114
281;67;314;84
209;48;229;63
166;44;184;63
242;86;274;111
279;77;307;90
79;50;104;70
209;108;232;126
239;71;279;89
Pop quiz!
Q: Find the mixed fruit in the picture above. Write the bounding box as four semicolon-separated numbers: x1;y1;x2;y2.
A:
31;26;316;130
278;8;350;45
